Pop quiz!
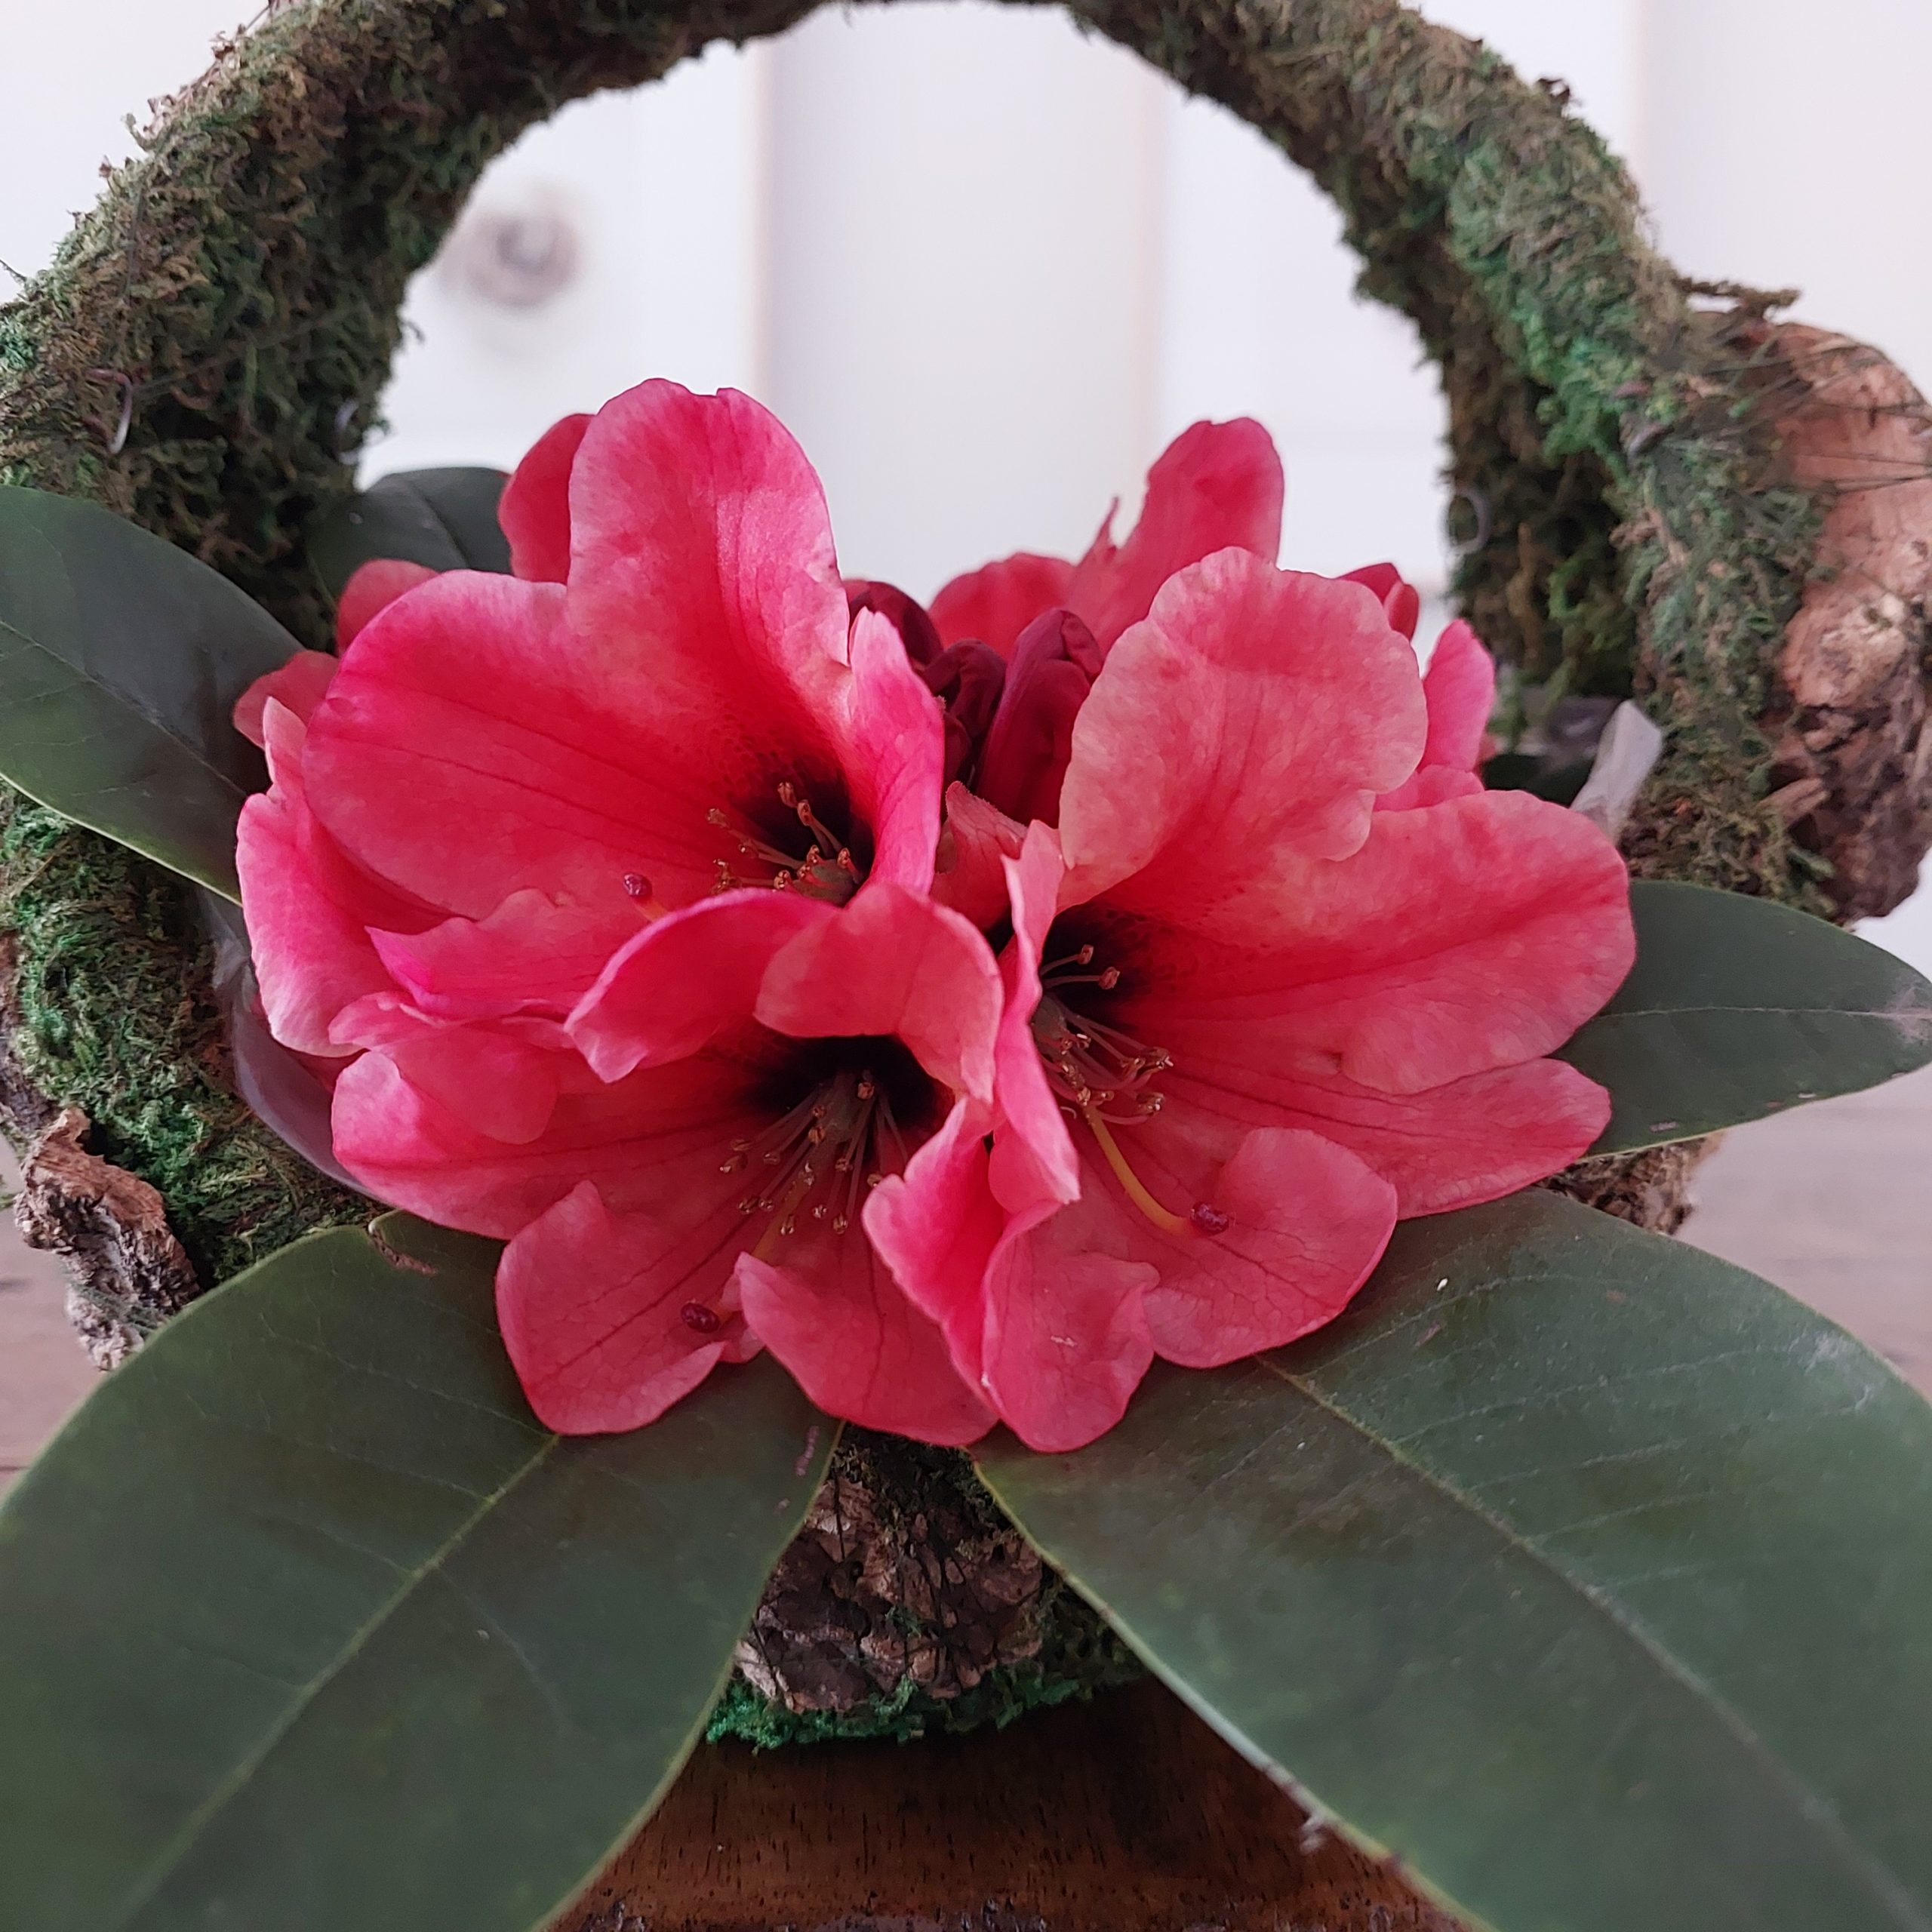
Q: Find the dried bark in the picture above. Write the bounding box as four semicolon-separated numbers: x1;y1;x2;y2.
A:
14;1107;199;1368
736;1443;1051;1715
1751;322;1932;918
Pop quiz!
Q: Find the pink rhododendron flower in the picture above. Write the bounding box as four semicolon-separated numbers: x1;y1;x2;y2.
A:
871;549;1634;1452
235;379;1004;1440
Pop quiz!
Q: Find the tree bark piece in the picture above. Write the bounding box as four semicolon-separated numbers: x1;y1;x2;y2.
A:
564;1678;1464;1932
1749;321;1932;919
13;1107;198;1369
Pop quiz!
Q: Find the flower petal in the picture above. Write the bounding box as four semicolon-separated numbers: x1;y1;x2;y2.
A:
500;412;591;583
844;607;946;896
934;782;1026;929
235;651;340;746
1134;1124;1397;1368
1341;561;1420;642
930;552;1075;659
1158;1057;1611;1217
991;823;1081;1212
335;561;438;649
1137;789;1635;1097
331;1046;755;1239
569;889;835;1081
1420;619;1495;774
1065;419;1284;649
371;888;652;1025
1057;552;1426;927
497;1181;759;1435
737;1241;994;1446
755;884;1002;1105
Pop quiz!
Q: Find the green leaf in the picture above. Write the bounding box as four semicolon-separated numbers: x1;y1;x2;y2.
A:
979;1191;1932;1932
1564;879;1932;1152
0;485;304;898
0;1215;835;1932
309;468;512;595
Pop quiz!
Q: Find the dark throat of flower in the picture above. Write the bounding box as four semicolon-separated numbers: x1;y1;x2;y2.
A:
718;1038;929;1266
708;779;865;904
1032;941;1230;1241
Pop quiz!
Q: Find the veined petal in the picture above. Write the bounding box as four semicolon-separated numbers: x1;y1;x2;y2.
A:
755;884;1002;1105
844;606;946;895
497;1182;759;1435
1057;552;1426;928
502;412;591;583
1420;619;1495;773
1341;561;1420;642
1065;417;1284;648
934;782;1026;929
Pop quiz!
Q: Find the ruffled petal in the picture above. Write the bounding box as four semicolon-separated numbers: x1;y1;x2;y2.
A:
235;651;340;745
568;889;834;1081
497;1181;759;1435
1376;764;1484;813
335;561;438;649
1065;419;1284;649
500;412;590;583
371;887;652;1025
1057;552;1426;930
755;884;1002;1105
737;1239;993;1446
930;552;1075;659
236;699;426;1057
843;607;946;896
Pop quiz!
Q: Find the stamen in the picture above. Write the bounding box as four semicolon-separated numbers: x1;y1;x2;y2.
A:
738;1066;899;1257
707;783;864;903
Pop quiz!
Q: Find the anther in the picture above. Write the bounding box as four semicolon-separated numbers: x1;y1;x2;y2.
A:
1191;1203;1232;1235
681;1302;724;1334
623;872;651;900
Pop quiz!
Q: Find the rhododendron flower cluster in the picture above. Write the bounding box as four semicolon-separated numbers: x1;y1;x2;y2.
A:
235;379;1632;1451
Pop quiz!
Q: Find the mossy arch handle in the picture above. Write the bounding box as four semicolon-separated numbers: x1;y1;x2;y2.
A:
0;0;1896;1287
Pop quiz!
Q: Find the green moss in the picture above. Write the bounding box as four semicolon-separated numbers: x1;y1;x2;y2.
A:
706;1580;1143;1749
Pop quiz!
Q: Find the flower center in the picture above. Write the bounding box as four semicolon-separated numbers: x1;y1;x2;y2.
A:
721;1062;908;1252
708;780;863;904
1031;942;1229;1240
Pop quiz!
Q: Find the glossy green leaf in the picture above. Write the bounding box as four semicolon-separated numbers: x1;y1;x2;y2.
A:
1564;879;1932;1152
980;1191;1932;1932
0;1215;835;1932
0;485;303;898
309;467;512;595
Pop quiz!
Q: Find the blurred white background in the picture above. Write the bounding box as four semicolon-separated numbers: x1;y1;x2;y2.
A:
5;0;1932;959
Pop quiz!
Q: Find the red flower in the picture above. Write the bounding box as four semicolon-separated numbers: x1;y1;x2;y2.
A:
872;550;1633;1452
235;380;1002;1440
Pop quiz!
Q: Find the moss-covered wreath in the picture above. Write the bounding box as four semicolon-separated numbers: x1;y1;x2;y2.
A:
2;0;1928;1746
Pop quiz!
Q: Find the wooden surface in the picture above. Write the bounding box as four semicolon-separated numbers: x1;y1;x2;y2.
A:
561;1678;1457;1932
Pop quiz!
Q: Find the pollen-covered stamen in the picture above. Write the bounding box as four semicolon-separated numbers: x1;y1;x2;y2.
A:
731;1066;896;1257
706;780;864;903
1032;939;1226;1240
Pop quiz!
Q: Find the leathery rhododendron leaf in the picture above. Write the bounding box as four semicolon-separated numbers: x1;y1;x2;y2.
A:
978;1189;1932;1932
1560;879;1932;1153
0;1214;836;1932
307;466;513;597
0;483;304;899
